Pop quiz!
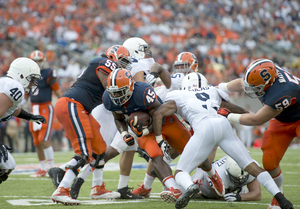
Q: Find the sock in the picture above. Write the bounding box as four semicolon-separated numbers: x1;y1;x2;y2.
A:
163;175;179;190
191;167;204;182
273;171;283;193
59;163;68;171
144;172;155;190
44;146;54;168
118;175;129;189
39;160;47;171
59;159;78;188
175;171;193;190
202;163;215;177
257;171;280;196
77;164;93;181
92;168;104;187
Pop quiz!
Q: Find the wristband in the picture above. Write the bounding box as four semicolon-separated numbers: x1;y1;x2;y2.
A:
228;113;241;124
156;135;163;144
121;131;129;137
236;193;241;201
150;72;159;78
218;83;230;94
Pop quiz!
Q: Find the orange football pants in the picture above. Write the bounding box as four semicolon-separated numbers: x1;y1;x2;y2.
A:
261;118;300;171
54;97;106;157
138;114;191;158
29;102;53;146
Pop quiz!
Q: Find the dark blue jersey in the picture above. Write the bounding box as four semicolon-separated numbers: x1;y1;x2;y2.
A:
30;68;55;103
103;82;158;117
259;66;300;122
63;57;118;113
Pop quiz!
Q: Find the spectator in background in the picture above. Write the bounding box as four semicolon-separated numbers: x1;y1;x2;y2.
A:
26;50;62;178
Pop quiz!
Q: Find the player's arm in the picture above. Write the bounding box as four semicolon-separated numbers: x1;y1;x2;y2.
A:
13;106;46;124
152;100;177;139
98;70;109;88
149;63;171;88
133;71;145;82
49;77;62;98
220;100;249;114
218;78;244;93
112;111;135;146
220;105;283;126
0;93;13;118
240;180;261;201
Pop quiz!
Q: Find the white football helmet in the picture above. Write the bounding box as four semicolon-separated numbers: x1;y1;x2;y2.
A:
225;156;249;184
123;37;152;59
7;57;41;94
181;72;208;90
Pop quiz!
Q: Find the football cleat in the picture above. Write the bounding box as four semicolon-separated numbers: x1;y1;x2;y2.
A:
70;177;85;199
209;170;225;197
117;186;143;199
160;187;182;203
48;167;65;188
132;183;152;198
30;169;48;178
268;197;281;209
272;193;294;209
90;182;121;199
175;184;200;209
51;187;80;205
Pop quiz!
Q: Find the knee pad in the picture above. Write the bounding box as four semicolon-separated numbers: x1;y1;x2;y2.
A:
90;152;105;169
66;155;88;176
262;152;280;171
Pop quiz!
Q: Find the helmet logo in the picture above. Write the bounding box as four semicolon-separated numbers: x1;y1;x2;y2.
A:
259;69;271;81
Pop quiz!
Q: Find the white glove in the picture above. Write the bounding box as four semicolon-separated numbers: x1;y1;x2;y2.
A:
158;140;172;163
146;72;159;86
224;192;241;202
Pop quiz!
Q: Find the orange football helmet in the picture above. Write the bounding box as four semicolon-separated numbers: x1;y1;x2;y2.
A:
29;50;46;68
106;45;132;71
173;52;198;74
243;58;277;98
107;68;134;105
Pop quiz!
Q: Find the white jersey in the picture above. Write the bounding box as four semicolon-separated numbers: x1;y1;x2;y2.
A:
0;77;24;122
130;57;155;78
200;156;256;198
165;86;229;127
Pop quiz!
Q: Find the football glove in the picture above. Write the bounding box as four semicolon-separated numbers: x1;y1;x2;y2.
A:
224;192;241;202
29;115;46;124
0;173;9;184
0;144;12;163
146;72;159;86
217;108;231;118
158;140;172;163
123;134;135;146
129;120;150;137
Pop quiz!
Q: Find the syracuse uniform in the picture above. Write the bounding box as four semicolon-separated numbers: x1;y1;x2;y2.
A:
29;68;60;147
54;57;117;159
103;81;190;160
259;66;300;171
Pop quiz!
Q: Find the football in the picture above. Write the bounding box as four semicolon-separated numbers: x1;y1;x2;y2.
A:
127;111;152;128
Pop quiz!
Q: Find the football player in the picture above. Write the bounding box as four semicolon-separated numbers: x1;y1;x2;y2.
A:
103;68;224;203
26;50;62;178
217;58;299;209
151;71;293;209
0;57;46;183
50;55;118;205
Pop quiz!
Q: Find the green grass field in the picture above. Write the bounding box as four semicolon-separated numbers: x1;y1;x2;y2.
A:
1;147;299;209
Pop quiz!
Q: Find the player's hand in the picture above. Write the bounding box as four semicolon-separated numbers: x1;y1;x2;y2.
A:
224;192;241;202
123;134;135;146
0;173;9;184
29;115;46;124
146;72;159;86
129;120;143;137
217;108;231;118
158;140;172;163
0;144;12;163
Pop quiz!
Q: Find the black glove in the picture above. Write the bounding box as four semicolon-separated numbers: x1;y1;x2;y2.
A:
224;192;241;202
123;134;135;146
0;173;9;184
29;115;46;124
0;144;12;163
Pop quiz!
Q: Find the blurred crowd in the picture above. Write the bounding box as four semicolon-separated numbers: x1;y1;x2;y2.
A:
1;0;300;151
1;0;300;88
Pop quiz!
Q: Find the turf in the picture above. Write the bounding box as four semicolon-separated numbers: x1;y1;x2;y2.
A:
0;147;299;209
